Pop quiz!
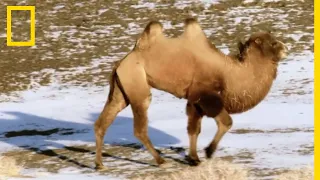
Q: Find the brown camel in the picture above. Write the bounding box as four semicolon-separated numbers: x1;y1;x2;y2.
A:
94;18;288;169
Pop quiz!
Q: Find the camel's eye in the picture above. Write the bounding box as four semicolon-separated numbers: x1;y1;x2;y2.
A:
271;42;278;47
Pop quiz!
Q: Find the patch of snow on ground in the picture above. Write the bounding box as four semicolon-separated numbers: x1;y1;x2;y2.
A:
98;9;108;15
131;2;156;9
53;5;65;11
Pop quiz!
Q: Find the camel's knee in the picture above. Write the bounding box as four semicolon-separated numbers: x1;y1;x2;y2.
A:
94;103;126;137
94;120;100;132
215;108;233;130
134;130;143;140
187;125;195;135
224;116;233;130
187;122;201;135
219;113;233;130
134;128;148;141
94;117;102;131
133;114;149;141
94;117;105;138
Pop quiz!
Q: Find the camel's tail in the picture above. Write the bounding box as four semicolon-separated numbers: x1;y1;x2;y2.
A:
107;61;130;105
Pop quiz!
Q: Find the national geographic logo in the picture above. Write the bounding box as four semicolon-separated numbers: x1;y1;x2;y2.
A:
6;6;35;46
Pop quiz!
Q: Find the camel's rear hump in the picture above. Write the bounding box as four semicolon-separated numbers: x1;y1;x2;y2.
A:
182;18;207;40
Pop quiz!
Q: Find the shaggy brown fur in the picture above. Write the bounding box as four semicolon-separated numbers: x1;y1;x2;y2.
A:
94;18;288;169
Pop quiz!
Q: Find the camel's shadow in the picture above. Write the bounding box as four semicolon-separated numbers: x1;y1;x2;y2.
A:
0;111;186;169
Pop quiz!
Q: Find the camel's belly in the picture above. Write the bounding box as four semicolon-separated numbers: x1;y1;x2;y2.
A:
147;74;190;99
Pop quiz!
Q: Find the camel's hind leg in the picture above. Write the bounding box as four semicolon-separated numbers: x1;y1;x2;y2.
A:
94;81;128;169
131;94;166;166
185;102;203;166
116;53;165;166
204;108;233;158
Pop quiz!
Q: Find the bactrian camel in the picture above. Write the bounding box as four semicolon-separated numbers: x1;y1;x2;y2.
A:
94;18;288;169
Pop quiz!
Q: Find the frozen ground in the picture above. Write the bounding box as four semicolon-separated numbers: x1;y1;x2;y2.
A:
0;0;314;179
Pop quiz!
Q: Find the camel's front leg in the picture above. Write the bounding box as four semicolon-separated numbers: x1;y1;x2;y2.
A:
204;108;233;158
185;102;203;166
94;82;128;170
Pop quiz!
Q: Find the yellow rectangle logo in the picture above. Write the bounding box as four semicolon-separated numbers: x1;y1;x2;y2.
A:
7;6;36;46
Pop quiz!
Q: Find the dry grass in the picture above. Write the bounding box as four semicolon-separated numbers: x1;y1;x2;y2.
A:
133;159;249;180
0;155;313;180
133;159;314;180
275;166;314;180
0;156;23;179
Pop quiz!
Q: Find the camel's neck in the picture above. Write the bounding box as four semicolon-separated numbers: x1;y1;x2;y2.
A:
221;55;278;114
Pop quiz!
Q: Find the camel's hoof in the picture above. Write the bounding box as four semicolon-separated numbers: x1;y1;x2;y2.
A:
95;164;108;171
185;155;201;166
157;157;166;164
204;146;215;159
157;158;172;168
159;162;173;168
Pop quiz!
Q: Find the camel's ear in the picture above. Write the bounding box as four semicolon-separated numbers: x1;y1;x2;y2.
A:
255;38;262;45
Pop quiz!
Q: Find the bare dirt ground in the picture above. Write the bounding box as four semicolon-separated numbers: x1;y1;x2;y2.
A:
0;0;313;98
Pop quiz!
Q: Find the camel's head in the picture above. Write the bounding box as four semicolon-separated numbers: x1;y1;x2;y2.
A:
239;32;288;62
